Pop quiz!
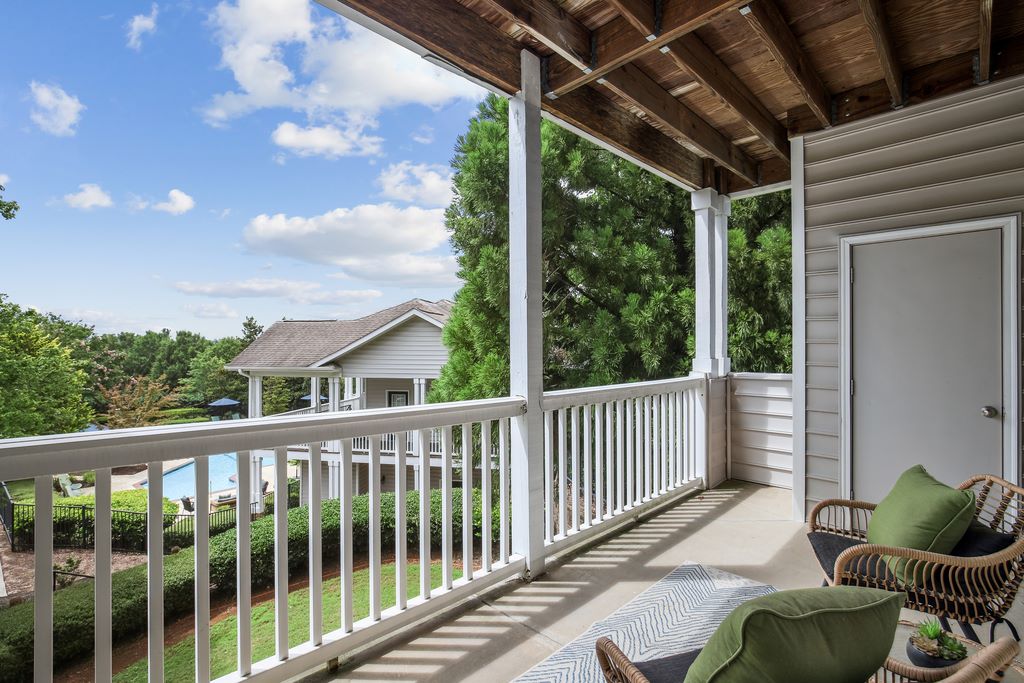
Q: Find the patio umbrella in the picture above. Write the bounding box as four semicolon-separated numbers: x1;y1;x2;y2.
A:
208;397;241;407
300;394;329;401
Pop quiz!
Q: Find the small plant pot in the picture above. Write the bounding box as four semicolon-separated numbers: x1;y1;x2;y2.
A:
906;639;962;669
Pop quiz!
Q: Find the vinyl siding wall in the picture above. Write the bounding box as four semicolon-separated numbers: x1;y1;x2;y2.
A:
729;373;793;489
796;76;1024;518
340;317;448;379
708;377;729;487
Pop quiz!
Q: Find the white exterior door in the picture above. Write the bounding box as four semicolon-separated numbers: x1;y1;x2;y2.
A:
844;223;1015;502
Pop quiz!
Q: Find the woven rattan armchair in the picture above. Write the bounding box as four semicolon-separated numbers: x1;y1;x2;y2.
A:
595;635;1021;683
808;475;1024;640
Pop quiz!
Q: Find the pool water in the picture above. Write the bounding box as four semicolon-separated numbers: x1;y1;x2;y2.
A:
143;453;241;500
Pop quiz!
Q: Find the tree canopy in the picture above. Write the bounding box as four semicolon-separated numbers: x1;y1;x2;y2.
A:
430;95;791;403
0;295;92;438
0;184;18;221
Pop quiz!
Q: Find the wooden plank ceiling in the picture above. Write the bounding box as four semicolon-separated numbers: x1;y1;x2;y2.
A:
334;0;1024;192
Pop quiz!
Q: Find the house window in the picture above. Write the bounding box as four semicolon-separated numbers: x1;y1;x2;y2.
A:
386;390;409;408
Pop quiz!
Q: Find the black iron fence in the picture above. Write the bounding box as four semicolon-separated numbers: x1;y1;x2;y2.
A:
0;479;299;554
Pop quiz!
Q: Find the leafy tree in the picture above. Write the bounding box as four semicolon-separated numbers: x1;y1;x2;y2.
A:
242;316;263;344
261;376;294;416
181;337;247;406
0;295;92;437
430;95;791;402
101;376;177;429
0;184;18;221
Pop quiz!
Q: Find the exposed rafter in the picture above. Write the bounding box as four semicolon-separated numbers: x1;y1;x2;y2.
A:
740;1;831;127
483;0;592;69
857;0;903;106
324;0;707;188
978;0;993;83
544;0;743;97
606;0;658;38
664;33;790;160
601;63;759;182
479;0;760;182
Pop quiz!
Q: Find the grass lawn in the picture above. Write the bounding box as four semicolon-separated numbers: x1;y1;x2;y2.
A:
114;561;460;682
3;478;37;503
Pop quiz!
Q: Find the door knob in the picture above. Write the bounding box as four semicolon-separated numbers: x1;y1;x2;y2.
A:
982;406;1000;418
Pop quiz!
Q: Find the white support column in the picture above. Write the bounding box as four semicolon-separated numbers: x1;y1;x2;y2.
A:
691;188;729;377
310;377;320;411
299;459;310;507
412;379;427;491
509;48;545;578
248;375;264;512
713;196;731;376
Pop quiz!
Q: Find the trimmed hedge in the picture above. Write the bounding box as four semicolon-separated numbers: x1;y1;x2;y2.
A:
10;490;178;551
0;488;499;682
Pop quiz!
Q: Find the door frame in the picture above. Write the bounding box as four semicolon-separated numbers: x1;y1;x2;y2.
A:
838;215;1021;498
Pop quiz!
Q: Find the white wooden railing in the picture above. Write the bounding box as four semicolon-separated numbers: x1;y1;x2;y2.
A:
0;376;708;682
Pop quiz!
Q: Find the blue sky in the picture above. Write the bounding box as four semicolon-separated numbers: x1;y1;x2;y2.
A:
0;0;485;338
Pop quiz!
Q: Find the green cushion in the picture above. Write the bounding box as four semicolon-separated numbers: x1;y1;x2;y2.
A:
866;465;976;555
683;587;904;683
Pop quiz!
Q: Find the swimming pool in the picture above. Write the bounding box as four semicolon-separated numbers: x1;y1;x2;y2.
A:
142;453;237;500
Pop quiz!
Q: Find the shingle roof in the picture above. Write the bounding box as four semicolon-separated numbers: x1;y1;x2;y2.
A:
226;299;453;369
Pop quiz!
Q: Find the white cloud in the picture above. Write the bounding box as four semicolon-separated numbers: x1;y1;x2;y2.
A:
329;253;459;286
29;82;85;136
185;302;239;319
174;278;382;306
271;121;382;159
153;188;195;215
410;125;434;145
51;308;156;334
204;0;483;151
63;183;113;210
126;4;159;50
0;174;9;186
377;162;454;208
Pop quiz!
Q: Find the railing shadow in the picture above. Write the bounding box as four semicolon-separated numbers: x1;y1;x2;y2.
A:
307;481;812;682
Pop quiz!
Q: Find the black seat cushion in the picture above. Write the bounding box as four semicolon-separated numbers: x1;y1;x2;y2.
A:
807;532;866;580
951;520;1016;558
633;648;702;683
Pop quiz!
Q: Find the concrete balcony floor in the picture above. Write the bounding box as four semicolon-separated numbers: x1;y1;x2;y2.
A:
298;481;821;682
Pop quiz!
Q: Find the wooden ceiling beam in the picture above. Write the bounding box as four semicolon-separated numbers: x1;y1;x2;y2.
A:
479;0;592;70
978;0;993;83
325;0;708;189
856;0;904;106
739;1;831;127
544;0;744;97
606;0;658;38
664;33;790;161
601;63;759;183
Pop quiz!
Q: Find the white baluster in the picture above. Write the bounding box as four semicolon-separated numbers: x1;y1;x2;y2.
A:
308;443;323;645
34;474;53;683
94;468;112;681
616;399;625;513
499;419;509;564
418;429;431;600
395;432;408;609
236;452;252;673
195;456;211;683
543;410;553;543
570;407;580;532
557;408;566;537
273;447;289;660
369;436;382;620
481;420;492;573
461;423;474;581
147;462;164;681
442;425;454;590
605;401;613;517
340;439;353;632
583;405;592;529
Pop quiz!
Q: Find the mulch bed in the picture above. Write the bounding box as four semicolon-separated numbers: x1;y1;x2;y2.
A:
0;543;147;603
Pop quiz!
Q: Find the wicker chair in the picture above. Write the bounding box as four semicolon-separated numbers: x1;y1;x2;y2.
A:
808;475;1024;641
595;635;1021;683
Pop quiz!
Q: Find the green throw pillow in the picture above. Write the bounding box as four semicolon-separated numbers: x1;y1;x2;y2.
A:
866;465;976;555
684;587;904;683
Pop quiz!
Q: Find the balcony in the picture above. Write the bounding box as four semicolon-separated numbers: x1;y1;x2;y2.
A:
0;374;757;682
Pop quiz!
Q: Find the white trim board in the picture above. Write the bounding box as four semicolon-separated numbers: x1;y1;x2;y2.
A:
837;215;1021;497
790;135;807;521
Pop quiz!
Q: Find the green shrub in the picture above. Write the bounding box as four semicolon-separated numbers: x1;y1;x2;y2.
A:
11;490;177;551
0;488;500;681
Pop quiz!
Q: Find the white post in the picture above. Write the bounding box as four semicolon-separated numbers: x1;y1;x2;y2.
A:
248;376;264;512
713;195;731;376
310;377;320;411
299;459;310;506
509;48;545;578
412;378;427;491
692;188;725;377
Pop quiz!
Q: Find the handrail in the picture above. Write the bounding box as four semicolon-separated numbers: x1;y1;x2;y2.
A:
0;397;527;480
541;375;705;411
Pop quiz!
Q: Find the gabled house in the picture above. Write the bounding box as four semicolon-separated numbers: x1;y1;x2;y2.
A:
225;298;453;417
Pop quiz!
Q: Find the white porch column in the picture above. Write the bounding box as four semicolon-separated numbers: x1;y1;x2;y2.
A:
310;377;320;411
713;196;731;375
248;376;264;511
356;378;367;410
691;188;730;377
509;48;545;578
299;460;310;506
412;378;427;491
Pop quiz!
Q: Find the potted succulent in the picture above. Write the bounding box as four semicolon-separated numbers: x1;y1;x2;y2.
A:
907;619;969;668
